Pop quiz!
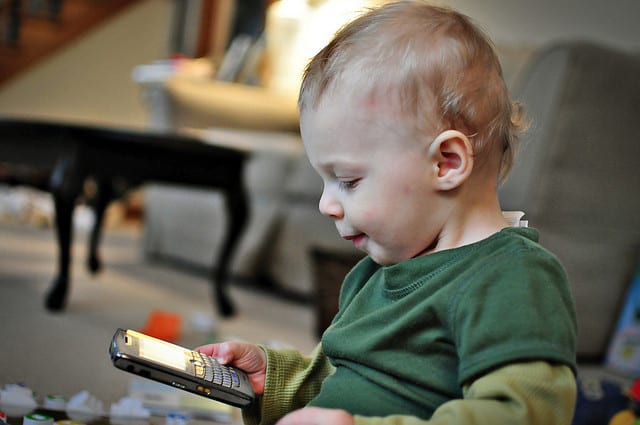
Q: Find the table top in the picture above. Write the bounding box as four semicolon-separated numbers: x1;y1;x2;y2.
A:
0;118;249;156
0;117;254;190
0;117;303;155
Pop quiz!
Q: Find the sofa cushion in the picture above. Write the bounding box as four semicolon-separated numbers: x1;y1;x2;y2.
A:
499;41;640;359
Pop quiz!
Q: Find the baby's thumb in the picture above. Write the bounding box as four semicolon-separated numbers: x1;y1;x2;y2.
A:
214;342;234;364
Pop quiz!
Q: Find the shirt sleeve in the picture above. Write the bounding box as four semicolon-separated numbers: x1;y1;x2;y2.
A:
352;362;577;425
242;344;335;425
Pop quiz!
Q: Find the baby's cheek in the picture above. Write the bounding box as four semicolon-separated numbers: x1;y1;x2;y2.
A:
359;207;385;231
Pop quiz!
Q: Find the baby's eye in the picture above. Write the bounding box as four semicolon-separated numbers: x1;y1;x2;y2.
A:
338;179;360;190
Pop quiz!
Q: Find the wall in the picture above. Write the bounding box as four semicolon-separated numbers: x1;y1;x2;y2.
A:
0;0;638;128
0;0;173;128
442;0;640;52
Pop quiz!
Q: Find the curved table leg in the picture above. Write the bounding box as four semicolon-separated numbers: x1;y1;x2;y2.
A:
87;178;115;274
213;180;249;317
46;157;84;311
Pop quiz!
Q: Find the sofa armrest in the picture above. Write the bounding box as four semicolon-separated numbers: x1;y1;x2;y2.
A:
165;75;299;132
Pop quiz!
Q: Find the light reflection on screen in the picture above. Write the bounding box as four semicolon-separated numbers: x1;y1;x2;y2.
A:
138;337;190;372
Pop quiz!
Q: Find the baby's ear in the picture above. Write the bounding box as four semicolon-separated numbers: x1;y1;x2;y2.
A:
427;130;474;191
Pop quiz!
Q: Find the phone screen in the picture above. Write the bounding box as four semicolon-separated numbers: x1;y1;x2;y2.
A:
129;330;192;372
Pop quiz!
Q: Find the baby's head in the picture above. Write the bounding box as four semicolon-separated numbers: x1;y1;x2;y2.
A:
299;0;523;179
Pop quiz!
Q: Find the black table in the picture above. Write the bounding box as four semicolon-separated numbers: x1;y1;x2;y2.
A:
0;118;249;316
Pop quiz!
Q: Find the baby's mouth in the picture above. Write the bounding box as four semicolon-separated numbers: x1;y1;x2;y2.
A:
343;233;366;248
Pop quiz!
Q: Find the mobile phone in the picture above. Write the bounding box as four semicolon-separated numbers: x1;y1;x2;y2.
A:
109;328;255;408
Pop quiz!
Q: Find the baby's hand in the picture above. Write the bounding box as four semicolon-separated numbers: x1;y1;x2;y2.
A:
276;407;354;425
195;341;267;394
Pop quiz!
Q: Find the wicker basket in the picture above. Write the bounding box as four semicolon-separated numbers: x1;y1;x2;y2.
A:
309;247;364;338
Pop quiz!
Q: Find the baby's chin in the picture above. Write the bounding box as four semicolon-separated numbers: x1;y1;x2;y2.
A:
367;249;405;267
368;244;433;266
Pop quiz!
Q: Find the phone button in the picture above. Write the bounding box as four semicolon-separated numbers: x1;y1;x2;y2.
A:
204;367;214;382
231;371;240;387
196;366;205;378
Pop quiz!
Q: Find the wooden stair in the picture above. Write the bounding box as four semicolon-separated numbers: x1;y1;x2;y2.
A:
0;0;141;87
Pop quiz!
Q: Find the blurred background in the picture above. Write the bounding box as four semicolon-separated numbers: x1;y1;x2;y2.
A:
1;0;639;126
0;0;639;422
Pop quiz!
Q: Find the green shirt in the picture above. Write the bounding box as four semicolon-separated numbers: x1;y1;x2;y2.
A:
243;227;578;424
310;227;576;418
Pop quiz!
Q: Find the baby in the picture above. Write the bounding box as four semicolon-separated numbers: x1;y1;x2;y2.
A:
199;1;578;424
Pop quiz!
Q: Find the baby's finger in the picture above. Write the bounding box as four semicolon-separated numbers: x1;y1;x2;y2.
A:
214;342;235;364
194;343;220;357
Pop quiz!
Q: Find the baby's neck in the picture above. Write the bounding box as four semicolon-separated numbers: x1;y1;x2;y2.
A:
431;182;508;253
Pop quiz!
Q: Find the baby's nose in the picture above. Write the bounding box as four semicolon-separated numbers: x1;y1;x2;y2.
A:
318;189;343;219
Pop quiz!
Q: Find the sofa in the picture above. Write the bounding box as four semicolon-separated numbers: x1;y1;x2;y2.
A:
137;3;640;362
134;0;640;361
499;41;640;361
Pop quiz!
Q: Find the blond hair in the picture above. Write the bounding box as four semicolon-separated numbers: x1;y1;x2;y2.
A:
299;0;525;179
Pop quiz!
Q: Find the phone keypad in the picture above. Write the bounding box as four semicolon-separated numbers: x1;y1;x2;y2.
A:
198;353;241;388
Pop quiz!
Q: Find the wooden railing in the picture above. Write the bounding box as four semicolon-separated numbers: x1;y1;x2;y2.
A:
0;0;140;86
